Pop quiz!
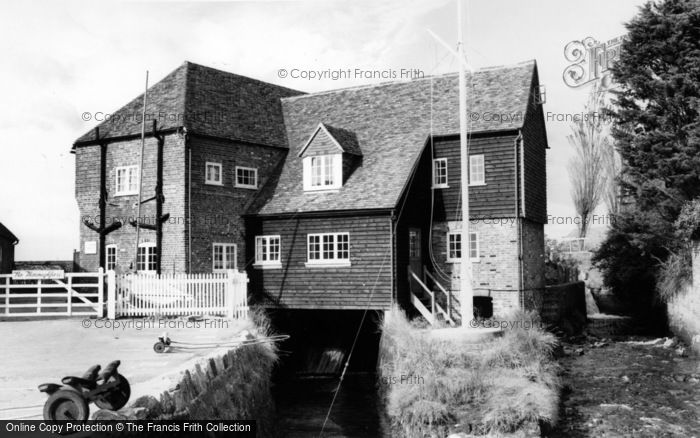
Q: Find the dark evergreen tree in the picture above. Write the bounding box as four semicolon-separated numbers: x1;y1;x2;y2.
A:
594;0;700;316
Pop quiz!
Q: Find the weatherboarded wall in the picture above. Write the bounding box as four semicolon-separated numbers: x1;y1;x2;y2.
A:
247;214;393;310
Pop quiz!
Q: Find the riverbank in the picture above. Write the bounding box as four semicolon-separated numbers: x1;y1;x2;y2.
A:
378;309;561;437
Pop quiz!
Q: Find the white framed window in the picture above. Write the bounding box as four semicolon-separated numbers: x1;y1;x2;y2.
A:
137;243;157;272
235;166;258;189
433;158;448;188
303;154;342;191
213;243;237;272
446;231;479;262
115;165;139;196
469;154;485;186
106;244;117;271
205;162;223;185
255;235;281;267
306;232;350;267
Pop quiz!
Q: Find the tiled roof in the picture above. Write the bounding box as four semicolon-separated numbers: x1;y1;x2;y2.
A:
257;60;538;215
74;62;303;147
323;124;362;156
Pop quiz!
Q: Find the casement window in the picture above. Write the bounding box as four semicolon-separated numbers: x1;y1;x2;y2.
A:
106;244;117;271
205;162;223;185
212;243;237;272
115;165;139;196
306;232;350;266
235;166;258;189
433;158;448;188
137;243;157;272
303;154;342;191
469;154;485;185
255;235;281;267
446;231;479;262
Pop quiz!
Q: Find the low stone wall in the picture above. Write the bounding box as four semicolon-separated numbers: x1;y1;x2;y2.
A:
668;286;700;355
525;281;587;334
94;342;278;436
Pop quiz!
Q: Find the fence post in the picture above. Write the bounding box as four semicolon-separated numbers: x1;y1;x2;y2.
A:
107;270;116;320
97;267;104;318
226;269;236;319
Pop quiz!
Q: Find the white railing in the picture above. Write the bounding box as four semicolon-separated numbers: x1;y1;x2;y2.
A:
408;267;454;326
0;269;105;317
109;270;248;319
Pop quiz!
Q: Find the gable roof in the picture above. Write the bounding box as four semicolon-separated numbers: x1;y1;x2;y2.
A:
257;60;540;216
0;222;18;244
73;62;303;148
298;123;362;157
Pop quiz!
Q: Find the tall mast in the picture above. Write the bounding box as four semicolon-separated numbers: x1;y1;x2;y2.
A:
457;0;474;325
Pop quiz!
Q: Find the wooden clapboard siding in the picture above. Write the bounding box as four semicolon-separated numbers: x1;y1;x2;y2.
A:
432;132;519;221
247;214;393;310
521;67;548;224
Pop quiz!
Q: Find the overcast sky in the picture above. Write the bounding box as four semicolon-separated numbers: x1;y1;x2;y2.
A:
0;0;645;260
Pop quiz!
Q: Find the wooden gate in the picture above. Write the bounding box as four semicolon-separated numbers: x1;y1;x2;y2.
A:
0;269;105;317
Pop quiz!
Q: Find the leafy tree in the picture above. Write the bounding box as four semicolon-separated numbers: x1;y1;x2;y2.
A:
567;82;610;238
594;0;700;313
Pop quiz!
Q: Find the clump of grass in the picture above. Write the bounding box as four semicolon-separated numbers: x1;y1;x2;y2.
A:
657;248;692;302
378;308;561;436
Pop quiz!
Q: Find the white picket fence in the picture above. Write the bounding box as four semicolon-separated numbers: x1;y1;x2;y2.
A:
0;269;105;317
110;270;248;319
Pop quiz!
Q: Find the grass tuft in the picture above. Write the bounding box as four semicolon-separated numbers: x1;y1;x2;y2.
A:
378;307;561;436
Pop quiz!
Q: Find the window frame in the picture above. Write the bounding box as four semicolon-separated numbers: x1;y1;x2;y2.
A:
446;231;479;262
115;165;139;196
205;162;223;186
469;154;486;186
305;232;350;267
235;166;258;189
254;235;281;268
212;243;237;273
136;242;157;273
106;244;118;271
432;158;449;188
303;154;342;191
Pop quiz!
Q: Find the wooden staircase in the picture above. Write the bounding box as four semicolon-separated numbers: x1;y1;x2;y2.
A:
408;267;459;326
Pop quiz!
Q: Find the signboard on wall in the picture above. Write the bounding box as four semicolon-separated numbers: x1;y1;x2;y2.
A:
84;241;97;254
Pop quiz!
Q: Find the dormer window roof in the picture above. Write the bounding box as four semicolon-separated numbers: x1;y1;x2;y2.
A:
298;123;362;158
300;123;362;192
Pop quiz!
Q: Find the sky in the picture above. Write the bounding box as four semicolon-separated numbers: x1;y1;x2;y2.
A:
0;0;646;260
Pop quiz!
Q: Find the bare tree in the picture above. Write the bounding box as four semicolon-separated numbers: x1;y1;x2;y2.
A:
567;82;610;238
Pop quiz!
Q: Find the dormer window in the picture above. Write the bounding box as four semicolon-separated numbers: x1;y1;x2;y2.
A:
304;155;341;190
299;123;362;192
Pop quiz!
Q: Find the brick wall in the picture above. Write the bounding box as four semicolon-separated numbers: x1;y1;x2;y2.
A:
74;133;187;273
188;136;287;273
524;281;586;334
521;219;545;293
431;218;520;316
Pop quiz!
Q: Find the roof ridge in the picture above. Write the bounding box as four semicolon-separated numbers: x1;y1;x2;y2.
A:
182;60;305;95
280;59;536;102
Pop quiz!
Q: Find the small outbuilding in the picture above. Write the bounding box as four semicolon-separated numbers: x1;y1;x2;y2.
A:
0;222;18;273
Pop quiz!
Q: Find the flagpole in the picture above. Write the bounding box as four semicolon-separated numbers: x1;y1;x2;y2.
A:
457;0;474;325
